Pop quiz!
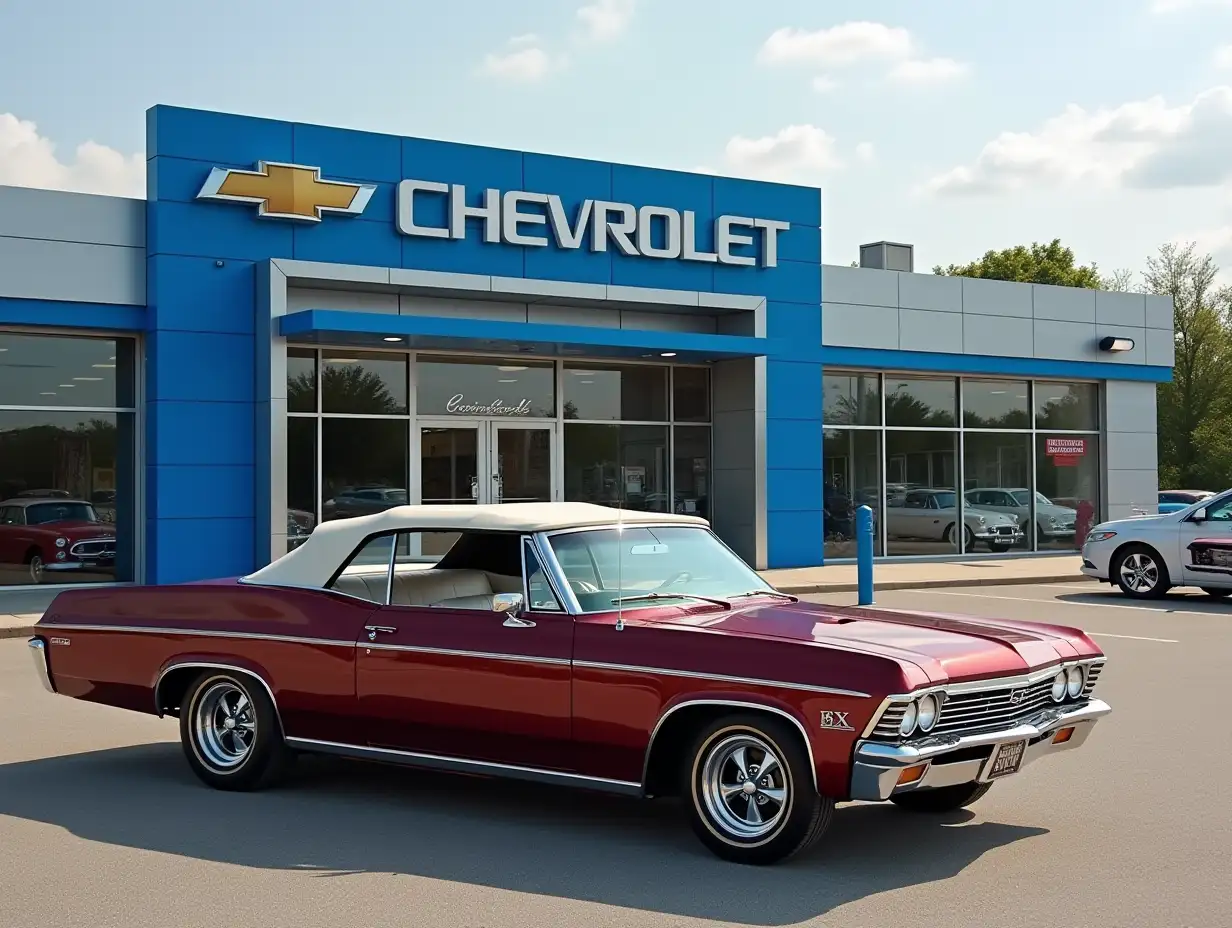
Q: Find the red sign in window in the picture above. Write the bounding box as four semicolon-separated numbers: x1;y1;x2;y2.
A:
1045;437;1086;467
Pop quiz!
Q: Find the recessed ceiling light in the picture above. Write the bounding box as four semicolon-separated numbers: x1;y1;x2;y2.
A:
40;391;57;396
498;378;518;383
0;348;8;352
570;370;598;376
327;358;359;364
59;384;75;388
92;363;116;369
498;366;528;372
990;390;1006;395
73;377;104;381
580;380;594;384
660;352;677;358
383;337;402;343
108;356;116;360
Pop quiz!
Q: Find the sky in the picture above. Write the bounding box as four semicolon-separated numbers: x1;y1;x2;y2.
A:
2;0;1232;282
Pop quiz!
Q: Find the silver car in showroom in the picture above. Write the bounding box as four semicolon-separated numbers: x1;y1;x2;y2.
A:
887;488;1024;551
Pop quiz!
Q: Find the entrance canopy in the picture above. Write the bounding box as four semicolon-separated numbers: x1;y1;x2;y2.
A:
278;309;769;362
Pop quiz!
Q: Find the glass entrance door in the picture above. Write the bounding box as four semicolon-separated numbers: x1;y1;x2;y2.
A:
419;421;556;506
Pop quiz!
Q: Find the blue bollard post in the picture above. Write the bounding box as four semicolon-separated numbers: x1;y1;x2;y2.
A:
856;505;874;605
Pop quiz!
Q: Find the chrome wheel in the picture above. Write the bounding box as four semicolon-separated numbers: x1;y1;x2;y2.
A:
193;680;256;770
28;555;43;584
1119;552;1159;593
700;734;790;840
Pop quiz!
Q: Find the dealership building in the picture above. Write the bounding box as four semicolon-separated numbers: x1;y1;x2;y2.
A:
0;105;1175;589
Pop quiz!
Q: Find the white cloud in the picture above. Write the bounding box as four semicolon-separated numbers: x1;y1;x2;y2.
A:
0;113;143;198
758;22;912;68
1150;0;1232;12
576;0;636;42
479;36;556;82
924;85;1232;196
811;74;839;94
887;57;970;85
855;141;876;162
1215;43;1232;68
717;124;844;182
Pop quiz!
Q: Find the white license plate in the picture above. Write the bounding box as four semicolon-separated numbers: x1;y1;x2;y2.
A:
987;740;1027;779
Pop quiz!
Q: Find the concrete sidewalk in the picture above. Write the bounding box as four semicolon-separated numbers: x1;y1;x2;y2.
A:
0;555;1090;639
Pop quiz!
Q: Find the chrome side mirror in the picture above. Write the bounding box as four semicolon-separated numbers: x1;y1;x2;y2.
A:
1193;507;1208;522
492;592;525;614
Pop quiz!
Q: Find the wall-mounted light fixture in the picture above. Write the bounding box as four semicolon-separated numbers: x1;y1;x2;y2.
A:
1099;336;1135;352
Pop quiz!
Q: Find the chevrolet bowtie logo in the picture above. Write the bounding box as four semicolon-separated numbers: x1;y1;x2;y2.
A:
195;161;376;222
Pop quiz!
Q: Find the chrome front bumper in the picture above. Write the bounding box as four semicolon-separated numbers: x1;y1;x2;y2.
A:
849;698;1111;801
27;638;55;693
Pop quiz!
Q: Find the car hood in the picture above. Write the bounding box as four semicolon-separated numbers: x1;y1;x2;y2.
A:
1091;514;1173;533
1039;504;1077;519
650;600;1094;685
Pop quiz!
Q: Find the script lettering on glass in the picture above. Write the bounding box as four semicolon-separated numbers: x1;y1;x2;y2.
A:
396;180;791;268
444;394;533;417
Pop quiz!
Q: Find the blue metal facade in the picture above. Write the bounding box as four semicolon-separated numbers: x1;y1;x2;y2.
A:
143;105;825;582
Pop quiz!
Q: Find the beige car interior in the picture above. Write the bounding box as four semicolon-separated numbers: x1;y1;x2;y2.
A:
330;567;524;610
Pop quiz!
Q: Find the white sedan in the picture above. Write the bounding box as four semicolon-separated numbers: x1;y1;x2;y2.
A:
1081;488;1232;599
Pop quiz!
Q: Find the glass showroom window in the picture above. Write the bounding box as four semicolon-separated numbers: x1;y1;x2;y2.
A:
0;332;138;586
822;371;1101;558
287;348;411;548
562;363;708;514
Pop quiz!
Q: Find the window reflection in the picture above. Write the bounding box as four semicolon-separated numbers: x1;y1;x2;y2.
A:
0;332;134;409
963;380;1030;429
417;356;555;418
321;351;408;414
673;368;711;422
673;426;710;518
961;432;1032;552
321;418;409;521
0;410;133;585
885;431;958;555
287;417;317;548
1037;434;1099;550
885;377;956;428
1035;382;1099;431
823;373;882;426
564;423;668;511
823;429;882;558
563;364;667;421
288;349;317;414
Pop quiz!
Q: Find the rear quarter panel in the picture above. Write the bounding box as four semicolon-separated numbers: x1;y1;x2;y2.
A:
36;582;379;742
570;607;920;799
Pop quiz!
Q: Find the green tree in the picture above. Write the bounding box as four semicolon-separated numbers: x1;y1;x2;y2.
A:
934;238;1104;288
1145;243;1232;490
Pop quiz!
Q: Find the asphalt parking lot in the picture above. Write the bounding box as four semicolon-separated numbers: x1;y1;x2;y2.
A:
1;581;1227;928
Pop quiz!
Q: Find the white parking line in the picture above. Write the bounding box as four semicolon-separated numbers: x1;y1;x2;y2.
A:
911;588;1218;618
1088;632;1179;643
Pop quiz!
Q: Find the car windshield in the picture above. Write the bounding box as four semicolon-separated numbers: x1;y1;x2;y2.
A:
547;525;772;613
1010;491;1054;506
929;492;956;508
25;502;97;525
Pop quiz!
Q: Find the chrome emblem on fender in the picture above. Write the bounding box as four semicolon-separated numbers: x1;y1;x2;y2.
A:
50;637;71;646
820;710;854;731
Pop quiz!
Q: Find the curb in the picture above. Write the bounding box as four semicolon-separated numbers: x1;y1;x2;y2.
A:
1;624;38;641
776;573;1094;595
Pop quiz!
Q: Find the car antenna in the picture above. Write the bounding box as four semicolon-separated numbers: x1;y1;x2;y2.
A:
615;500;625;632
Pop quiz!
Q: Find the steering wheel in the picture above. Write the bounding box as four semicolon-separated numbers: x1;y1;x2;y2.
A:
654;571;692;590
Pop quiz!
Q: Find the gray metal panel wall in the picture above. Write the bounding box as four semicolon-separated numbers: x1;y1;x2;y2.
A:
0;185;145;306
1103;380;1160;520
821;264;1175;367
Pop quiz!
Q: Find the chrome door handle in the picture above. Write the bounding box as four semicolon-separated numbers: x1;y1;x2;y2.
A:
502;616;536;628
365;624;397;641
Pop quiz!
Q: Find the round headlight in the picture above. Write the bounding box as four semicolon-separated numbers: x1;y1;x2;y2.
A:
899;701;919;737
916;694;939;732
1066;666;1085;699
56;537;67;548
1051;671;1067;702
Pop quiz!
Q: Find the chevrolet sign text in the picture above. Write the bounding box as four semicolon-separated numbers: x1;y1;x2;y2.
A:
396;180;791;268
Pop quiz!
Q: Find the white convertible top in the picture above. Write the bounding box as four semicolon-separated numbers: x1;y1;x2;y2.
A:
244;502;708;588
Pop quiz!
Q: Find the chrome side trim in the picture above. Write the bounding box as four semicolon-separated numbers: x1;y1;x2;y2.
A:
641;699;819;794
27;638;55;694
154;661;286;738
44;624;354;650
574;659;871;699
284;737;643;797
365;642;570;666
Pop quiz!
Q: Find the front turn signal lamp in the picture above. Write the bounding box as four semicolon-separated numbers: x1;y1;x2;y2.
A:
897;764;928;786
1053;727;1075;744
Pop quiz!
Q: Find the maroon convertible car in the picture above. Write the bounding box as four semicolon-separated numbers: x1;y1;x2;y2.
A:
28;502;1110;865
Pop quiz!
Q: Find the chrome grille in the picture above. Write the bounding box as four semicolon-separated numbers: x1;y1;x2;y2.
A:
70;538;116;557
869;660;1105;742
